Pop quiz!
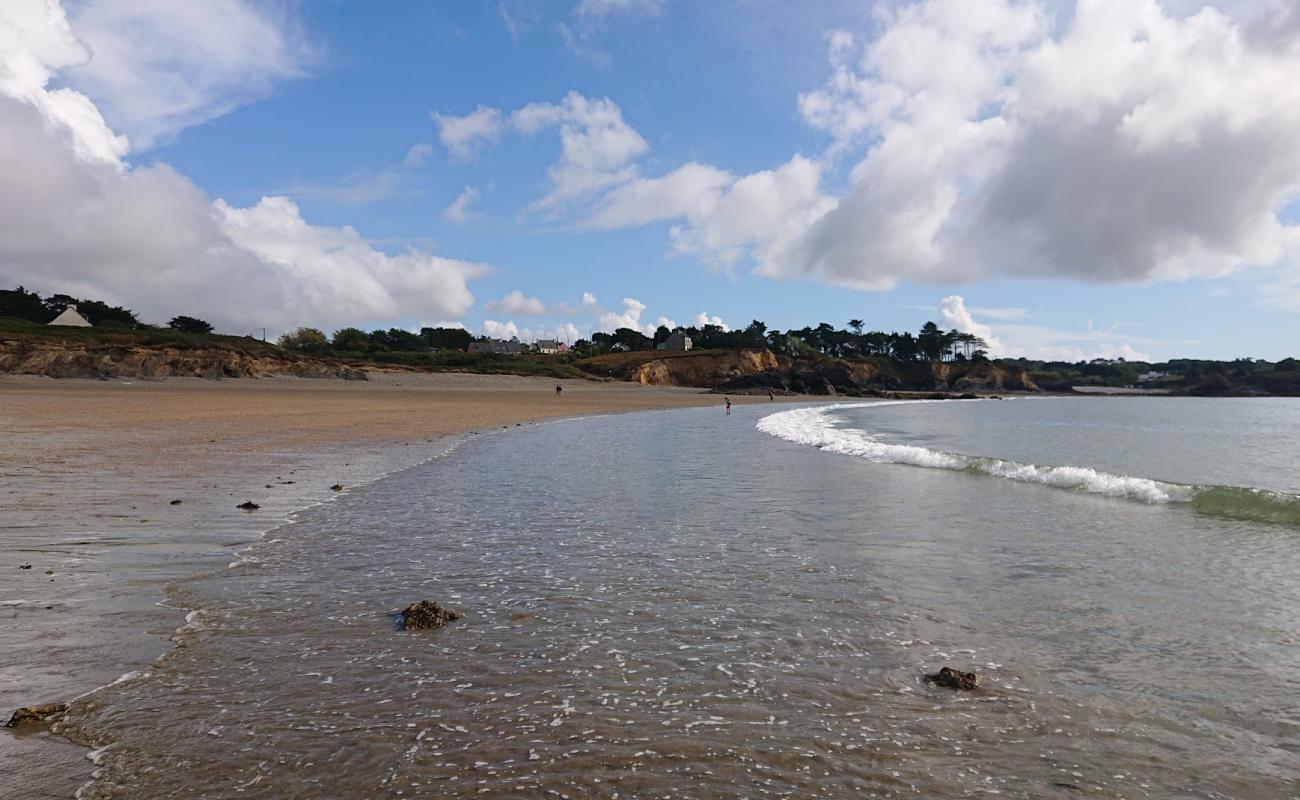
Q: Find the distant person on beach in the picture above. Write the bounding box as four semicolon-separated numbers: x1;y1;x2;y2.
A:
555;384;563;396
768;388;774;401
725;397;732;415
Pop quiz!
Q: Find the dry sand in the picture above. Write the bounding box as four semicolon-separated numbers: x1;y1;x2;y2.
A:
0;372;778;798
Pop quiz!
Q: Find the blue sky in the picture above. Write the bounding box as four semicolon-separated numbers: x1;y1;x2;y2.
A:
3;0;1299;360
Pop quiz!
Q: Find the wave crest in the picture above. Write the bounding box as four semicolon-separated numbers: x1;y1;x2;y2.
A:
756;402;1297;525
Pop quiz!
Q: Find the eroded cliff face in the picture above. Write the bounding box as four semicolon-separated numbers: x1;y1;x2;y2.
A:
0;339;367;380
579;349;1038;395
629;349;780;388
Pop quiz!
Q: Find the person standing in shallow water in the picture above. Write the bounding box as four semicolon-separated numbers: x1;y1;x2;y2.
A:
725;397;732;415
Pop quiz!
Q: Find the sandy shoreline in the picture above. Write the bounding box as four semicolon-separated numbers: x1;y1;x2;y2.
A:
0;372;782;798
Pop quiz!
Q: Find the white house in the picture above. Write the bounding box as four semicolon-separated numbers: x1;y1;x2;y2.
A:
48;304;92;327
535;339;562;355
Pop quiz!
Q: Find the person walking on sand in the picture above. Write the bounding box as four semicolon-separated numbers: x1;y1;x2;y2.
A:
555;384;563;396
768;388;774;402
725;396;732;415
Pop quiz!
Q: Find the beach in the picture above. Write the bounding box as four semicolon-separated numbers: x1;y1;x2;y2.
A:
5;383;1298;798
0;372;763;798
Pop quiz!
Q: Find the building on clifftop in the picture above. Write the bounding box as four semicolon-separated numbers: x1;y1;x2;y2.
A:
656;331;692;351
48;304;92;327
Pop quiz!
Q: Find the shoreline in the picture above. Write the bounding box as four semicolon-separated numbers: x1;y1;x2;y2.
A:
0;373;793;798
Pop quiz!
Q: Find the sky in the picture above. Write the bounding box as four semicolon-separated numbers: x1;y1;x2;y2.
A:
2;0;1300;361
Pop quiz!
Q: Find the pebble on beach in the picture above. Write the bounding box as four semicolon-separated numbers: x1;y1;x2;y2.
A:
236;501;260;511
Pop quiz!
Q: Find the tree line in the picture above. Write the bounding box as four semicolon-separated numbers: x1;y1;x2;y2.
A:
8;285;1298;393
0;286;213;333
573;319;989;362
278;325;474;355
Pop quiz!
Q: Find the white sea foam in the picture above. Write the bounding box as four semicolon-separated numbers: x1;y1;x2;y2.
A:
756;402;1192;505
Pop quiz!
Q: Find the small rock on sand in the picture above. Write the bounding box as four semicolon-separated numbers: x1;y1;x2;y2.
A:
6;703;68;728
330;484;344;492
169;499;183;505
400;601;460;631
924;666;981;690
236;501;260;511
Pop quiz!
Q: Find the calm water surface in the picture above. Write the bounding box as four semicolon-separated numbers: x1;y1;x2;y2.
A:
65;398;1300;798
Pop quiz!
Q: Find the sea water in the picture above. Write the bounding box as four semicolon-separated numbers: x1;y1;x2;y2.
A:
63;398;1300;798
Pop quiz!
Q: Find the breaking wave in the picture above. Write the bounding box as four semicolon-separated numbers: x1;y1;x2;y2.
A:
757;402;1300;526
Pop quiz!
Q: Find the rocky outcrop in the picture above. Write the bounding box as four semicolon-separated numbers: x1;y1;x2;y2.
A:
399;601;460;631
950;362;1038;392
6;703;67;727
714;356;1036;397
575;348;1041;396
924;667;981;690
627;349;780;388
0;338;367;380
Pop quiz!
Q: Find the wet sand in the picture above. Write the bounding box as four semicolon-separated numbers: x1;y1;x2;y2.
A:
0;372;763;798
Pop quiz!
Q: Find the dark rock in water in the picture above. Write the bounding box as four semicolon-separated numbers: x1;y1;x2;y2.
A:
19;564;32;569
6;703;67;728
236;501;260;511
169;499;183;505
330;484;344;492
925;666;981;690
400;601;460;631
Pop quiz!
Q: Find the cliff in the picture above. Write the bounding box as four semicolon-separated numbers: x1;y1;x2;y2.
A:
0;336;367;380
575;349;1038;395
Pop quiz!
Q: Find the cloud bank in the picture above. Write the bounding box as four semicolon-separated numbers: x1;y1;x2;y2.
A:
474;0;1300;303
0;0;484;333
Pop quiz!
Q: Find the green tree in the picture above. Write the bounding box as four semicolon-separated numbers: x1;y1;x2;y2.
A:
42;294;138;327
167;315;214;334
368;328;426;351
611;327;653;351
917;321;944;361
278;327;329;354
420;326;473;351
0;286;49;322
331;327;369;352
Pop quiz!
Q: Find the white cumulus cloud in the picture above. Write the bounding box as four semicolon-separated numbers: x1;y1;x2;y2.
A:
790;0;1300;290
0;0;486;334
443;186;482;223
480;319;521;339
432;105;506;160
434;92;648;216
572;0;1300;305
693;312;729;330
511;91;648;215
939;295;1003;355
485;289;548;316
597;296;652;334
60;0;314;149
937;295;1157;362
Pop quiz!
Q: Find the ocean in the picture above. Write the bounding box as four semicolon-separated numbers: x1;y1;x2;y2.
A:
62;398;1300;798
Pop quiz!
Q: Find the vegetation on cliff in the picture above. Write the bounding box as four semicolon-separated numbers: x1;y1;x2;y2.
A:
3;285;1297;394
